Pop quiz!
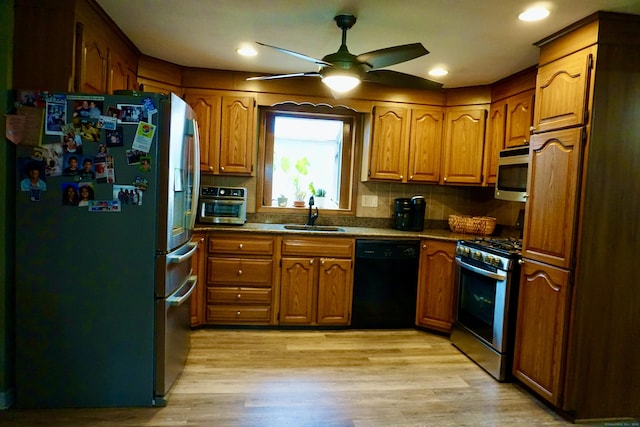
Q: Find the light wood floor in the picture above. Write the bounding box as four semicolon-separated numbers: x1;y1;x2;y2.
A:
0;329;573;426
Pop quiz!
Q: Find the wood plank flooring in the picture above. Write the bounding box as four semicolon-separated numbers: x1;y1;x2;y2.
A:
0;329;573;426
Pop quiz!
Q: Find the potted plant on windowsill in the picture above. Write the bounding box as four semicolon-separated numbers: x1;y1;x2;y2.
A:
280;156;310;208
277;194;288;207
309;183;327;208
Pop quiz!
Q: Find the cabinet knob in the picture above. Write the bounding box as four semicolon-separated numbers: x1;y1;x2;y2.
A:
238;243;243;249
208;166;213;171
409;175;414;180
399;175;403;180
321;259;325;265
237;294;242;299
518;259;525;265
237;269;243;275
524;138;528;143
443;177;448;181
523;193;529;199
220;166;225;171
236;311;241;316
309;259;314;265
422;244;426;249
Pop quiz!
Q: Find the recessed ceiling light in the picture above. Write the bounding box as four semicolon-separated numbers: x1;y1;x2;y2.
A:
428;67;448;77
518;7;550;22
237;47;257;57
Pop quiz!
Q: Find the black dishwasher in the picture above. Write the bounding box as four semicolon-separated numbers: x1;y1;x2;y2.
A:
352;239;420;328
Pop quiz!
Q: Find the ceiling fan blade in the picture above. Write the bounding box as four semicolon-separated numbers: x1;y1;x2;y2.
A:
256;42;332;67
357;43;429;69
363;70;443;91
247;72;321;81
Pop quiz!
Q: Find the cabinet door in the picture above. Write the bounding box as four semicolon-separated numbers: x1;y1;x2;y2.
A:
107;49;130;94
415;240;455;332
77;24;108;94
368;106;408;181
190;234;206;327
184;91;221;174
505;90;534;147
219;95;256;175
484;101;507;185
513;259;570;406
407;107;443;183
523;128;584;268
317;258;352;325
441;106;488;185
279;258;315;324
533;47;595;133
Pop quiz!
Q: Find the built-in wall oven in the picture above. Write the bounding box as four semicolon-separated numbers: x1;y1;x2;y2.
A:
450;238;522;381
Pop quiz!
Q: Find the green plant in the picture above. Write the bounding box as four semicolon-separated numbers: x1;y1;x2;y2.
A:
308;182;326;197
280;156;310;201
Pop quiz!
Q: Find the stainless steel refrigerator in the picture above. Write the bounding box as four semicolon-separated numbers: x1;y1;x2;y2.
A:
14;91;200;407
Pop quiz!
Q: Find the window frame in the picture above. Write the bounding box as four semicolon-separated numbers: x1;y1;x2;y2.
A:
256;103;360;215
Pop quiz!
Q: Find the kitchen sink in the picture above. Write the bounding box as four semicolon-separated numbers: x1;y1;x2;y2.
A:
283;224;344;232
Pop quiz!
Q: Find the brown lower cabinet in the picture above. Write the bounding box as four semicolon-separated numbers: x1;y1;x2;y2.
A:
205;233;277;325
279;237;354;326
512;259;570;406
415;239;456;333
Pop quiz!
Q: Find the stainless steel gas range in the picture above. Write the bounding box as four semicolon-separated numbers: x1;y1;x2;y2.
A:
450;237;522;382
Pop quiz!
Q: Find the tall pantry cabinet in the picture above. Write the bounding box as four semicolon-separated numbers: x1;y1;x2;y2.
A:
512;12;640;421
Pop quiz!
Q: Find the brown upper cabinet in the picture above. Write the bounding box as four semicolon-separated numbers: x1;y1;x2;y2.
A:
367;105;443;183
185;90;257;175
441;105;488;185
533;46;595;133
14;0;138;94
505;90;535;147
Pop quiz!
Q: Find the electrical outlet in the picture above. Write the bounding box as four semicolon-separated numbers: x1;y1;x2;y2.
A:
362;195;378;207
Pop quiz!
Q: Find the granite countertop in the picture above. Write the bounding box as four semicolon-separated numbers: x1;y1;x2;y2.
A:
194;222;477;242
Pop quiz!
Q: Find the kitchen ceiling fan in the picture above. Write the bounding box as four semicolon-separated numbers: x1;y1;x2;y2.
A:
247;14;443;93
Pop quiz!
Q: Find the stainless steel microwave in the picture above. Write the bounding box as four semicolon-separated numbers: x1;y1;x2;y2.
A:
495;146;529;202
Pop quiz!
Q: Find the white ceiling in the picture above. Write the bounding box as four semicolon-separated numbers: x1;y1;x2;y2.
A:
96;0;640;88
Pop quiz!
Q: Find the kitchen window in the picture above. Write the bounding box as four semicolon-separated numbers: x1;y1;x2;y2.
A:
256;104;360;213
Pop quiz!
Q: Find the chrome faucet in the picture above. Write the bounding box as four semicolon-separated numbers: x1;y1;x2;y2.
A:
306;196;319;226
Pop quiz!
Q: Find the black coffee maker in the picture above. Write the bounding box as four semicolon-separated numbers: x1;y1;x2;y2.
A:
394;195;426;231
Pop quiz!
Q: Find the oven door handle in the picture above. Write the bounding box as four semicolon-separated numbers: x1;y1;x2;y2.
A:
455;258;506;281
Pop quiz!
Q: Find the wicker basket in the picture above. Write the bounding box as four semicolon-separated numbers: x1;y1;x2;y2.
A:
448;215;496;235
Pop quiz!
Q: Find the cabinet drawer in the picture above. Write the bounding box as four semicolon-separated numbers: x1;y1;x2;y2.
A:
207;287;272;304
208;235;274;255
207;305;271;323
207;258;272;286
282;237;354;258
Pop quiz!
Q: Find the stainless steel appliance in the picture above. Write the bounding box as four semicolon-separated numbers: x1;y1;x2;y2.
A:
199;186;247;225
450;237;522;381
495;146;529;202
15;91;199;408
393;195;426;231
352;239;420;328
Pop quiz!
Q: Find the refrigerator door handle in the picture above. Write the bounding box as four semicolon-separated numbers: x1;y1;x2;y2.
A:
188;118;201;231
168;241;198;264
167;275;197;306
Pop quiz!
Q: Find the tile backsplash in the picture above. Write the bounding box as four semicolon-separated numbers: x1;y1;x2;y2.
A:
201;174;524;227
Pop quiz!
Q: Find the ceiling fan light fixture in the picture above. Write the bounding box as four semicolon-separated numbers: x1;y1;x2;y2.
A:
321;74;361;93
